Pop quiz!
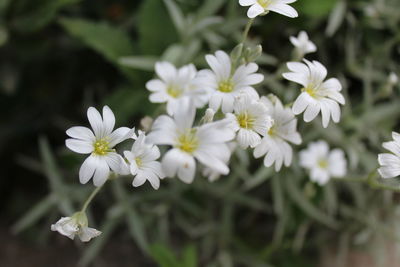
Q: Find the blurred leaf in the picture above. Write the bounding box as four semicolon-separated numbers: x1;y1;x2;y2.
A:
326;1;347;37
60;18;134;63
12;194;56;234
150;243;181;267
196;0;225;19
163;0;186;35
12;0;81;32
119;56;158;71
138;0;178;55
80;216;121;267
181;245;198;267
284;177;339;229
296;0;337;18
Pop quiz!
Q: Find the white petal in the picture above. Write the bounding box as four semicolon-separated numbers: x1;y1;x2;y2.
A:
155;62;177;83
79;155;97;184
239;0;256;6
102;106;115;136
87;107;104;138
247;4;265;18
162;149;196;183
108;127;134;148
146;79;166;92
66;139;93;154
66;126;95;142
292;92;310;115
79;227;101;242
92;158;110;187
303;102;320;122
269;3;298;18
104;153;128;175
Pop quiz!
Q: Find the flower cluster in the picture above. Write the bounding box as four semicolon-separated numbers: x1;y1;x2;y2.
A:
52;0;357;243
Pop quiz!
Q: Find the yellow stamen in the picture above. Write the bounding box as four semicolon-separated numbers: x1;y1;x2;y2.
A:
135;157;143;167
257;0;272;8
302;84;317;97
93;138;111;156
318;159;328;169
218;80;234;93
177;129;199;154
268;124;276;136
167;86;182;98
237;112;255;129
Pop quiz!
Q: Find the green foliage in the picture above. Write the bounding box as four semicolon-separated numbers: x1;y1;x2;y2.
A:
150;244;197;267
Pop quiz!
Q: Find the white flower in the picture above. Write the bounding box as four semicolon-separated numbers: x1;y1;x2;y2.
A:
290;31;317;57
389;72;398;85
226;93;273;149
299;140;347;185
239;0;298;19
378;132;400;179
66;106;134;187
51;213;101;242
254;95;301;171
146;62;209;115
196;50;263;113
147;99;235;184
283;60;345;128
123;132;165;189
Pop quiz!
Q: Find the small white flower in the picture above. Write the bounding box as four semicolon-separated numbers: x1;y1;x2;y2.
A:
51;213;101;242
226;93;273;149
147;99;235;184
123;132;165;189
254;95;301;171
66;106;134;187
283;60;345;128
378;132;400;179
389;72;398;85
290;31;317;57
299;140;347;185
146;62;209;115
239;0;298;19
196;50;263;113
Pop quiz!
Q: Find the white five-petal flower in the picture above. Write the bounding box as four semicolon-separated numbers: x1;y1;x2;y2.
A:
51;213;101;242
254;95;301;171
378;132;400;179
290;31;317;58
123;131;165;189
146;62;209;115
66;106;134;187
239;0;298;19
226;93;273;149
196;50;263;113
299;140;347;185
283;60;345;128
147;99;235;184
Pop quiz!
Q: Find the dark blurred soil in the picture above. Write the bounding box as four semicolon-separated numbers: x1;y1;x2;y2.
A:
0;228;155;267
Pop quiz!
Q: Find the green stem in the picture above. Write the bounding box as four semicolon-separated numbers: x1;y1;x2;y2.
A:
81;183;104;213
241;18;255;44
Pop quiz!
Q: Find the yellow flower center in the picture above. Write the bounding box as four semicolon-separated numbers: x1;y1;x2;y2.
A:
257;0;272;8
237;112;255;129
177;129;199;154
268;124;276;136
167;86;182;98
93;138;111;156
135;157;143;167
318;159;328;169
302;84;317;97
218;80;234;93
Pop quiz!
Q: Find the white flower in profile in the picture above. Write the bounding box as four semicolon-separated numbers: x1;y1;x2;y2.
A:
51;213;101;242
378;132;400;179
147;99;235;184
196;50;263;113
146;62;209;115
123;131;165;189
66;106;134;187
283;60;345;128
226;93;273;149
254;95;301;171
299;140;346;185
239;0;298;19
290;31;317;58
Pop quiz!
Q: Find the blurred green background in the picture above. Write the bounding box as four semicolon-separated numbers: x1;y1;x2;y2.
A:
1;0;400;266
